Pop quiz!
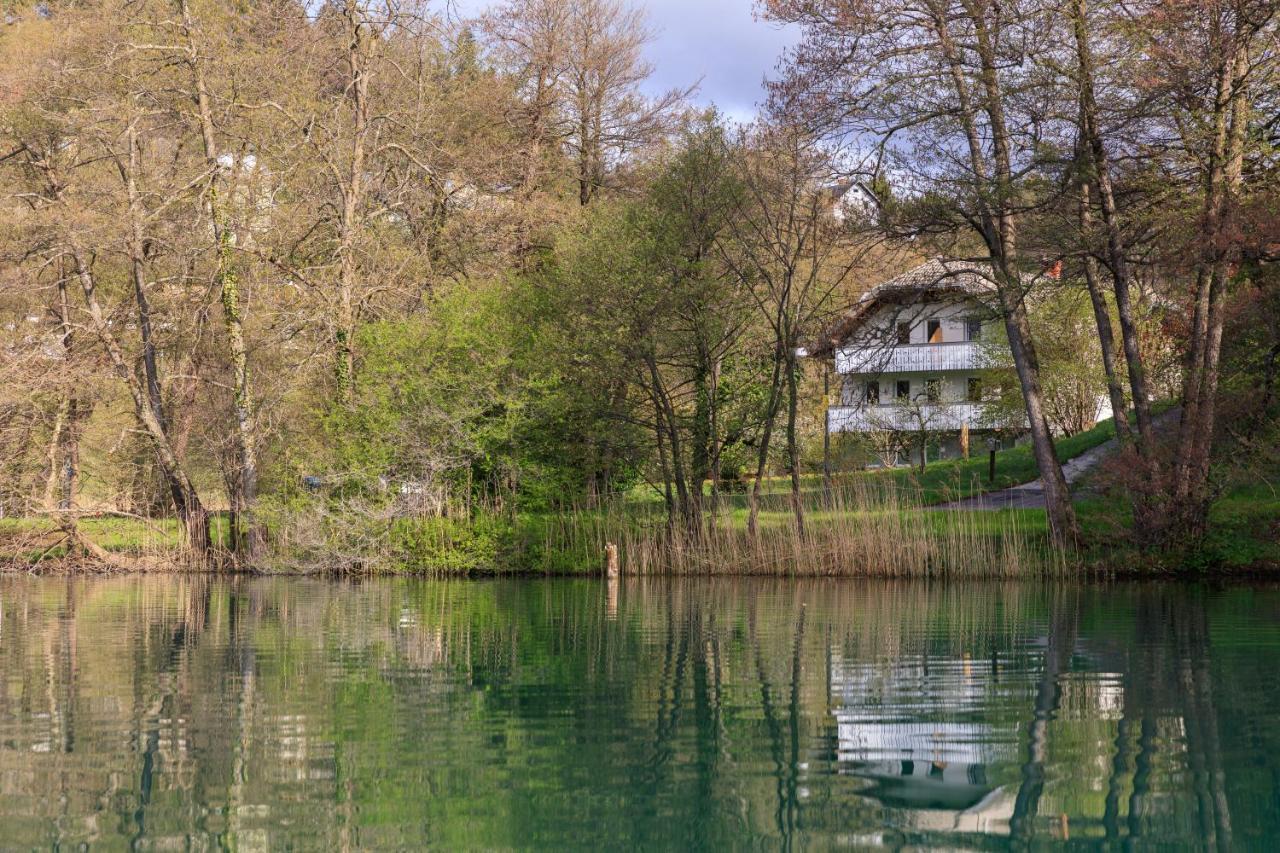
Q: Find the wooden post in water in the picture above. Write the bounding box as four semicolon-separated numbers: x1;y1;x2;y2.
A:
605;543;619;578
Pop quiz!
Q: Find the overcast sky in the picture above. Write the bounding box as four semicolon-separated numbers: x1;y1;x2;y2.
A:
446;0;800;124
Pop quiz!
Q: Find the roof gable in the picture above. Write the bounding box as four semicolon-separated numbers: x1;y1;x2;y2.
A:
811;258;997;355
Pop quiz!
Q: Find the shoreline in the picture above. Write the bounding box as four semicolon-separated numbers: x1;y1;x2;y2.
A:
5;554;1277;581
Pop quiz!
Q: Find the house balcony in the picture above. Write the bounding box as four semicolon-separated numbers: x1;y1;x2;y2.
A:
835;341;984;375
828;402;985;433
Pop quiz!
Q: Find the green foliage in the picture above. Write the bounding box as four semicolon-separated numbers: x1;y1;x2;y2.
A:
388;514;511;575
313;280;523;504
977;282;1115;437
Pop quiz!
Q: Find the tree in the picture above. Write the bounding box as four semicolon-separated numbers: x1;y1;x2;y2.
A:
721;122;859;536
482;0;684;210
0;4;216;552
764;0;1083;546
866;395;944;474
561;0;686;205
1140;0;1277;541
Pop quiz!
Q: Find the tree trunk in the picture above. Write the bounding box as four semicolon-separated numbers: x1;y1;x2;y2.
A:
1071;0;1169;541
1078;178;1132;448
42;400;70;512
70;248;210;555
747;343;786;539
1071;0;1155;446
647;354;696;532
109;119;211;550
935;3;1078;546
690;341;716;529
821;367;832;499
784;349;805;535
334;1;375;406
1171;37;1250;540
53;275;82;511
650;381;676;524
998;268;1079;546
60;399;83;511
182;0;265;557
122;122;168;436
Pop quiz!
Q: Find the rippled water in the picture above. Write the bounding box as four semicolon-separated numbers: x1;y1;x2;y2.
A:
2;576;1279;849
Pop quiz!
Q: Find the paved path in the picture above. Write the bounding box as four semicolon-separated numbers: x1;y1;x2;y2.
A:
934;409;1177;511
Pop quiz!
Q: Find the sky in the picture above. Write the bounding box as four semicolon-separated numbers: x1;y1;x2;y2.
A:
446;0;800;124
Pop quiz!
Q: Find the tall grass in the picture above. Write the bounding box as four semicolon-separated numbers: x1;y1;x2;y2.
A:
529;480;1070;578
7;488;1069;578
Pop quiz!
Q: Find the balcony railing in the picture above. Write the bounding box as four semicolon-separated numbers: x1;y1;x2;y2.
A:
828;402;984;433
835;341;983;375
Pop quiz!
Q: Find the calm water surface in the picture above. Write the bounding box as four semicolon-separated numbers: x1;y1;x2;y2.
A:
1;576;1279;849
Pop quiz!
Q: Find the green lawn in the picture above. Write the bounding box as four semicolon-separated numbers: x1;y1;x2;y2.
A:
838;416;1124;505
1073;473;1280;573
624;411;1136;510
0;514;234;562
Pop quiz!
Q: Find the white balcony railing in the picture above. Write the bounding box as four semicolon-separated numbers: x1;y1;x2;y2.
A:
828;403;984;433
835;341;983;375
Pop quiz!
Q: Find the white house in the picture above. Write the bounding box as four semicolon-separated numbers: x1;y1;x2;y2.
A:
813;258;1016;464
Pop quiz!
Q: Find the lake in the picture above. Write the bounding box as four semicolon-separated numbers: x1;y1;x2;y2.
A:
1;576;1278;849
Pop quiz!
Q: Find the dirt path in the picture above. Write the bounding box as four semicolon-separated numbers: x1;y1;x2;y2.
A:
934;409;1177;512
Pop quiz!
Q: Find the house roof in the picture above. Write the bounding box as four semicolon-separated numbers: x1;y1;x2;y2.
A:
810;258;997;356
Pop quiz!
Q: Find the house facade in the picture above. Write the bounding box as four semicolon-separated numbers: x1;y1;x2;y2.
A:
815;258;1015;464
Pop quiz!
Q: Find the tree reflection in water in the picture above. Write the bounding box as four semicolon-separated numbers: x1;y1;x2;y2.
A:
0;576;1277;849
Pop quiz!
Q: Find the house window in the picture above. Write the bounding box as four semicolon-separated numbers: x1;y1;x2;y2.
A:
896;322;912;345
865;380;880;405
967;377;983;402
925;378;941;402
966;319;983;342
927;319;943;344
896;379;911;400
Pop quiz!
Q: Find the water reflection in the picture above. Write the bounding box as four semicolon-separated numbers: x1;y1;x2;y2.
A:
1;576;1278;849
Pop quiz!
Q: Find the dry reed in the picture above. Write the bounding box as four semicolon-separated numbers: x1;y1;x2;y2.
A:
536;480;1072;578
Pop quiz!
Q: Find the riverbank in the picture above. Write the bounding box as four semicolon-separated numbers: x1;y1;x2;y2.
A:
5;410;1274;577
5;485;1275;578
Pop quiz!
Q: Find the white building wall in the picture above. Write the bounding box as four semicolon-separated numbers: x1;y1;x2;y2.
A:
830;295;995;443
856;298;984;346
843;374;976;406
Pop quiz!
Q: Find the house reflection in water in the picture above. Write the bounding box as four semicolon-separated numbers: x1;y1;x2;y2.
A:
829;643;1134;839
830;652;1021;835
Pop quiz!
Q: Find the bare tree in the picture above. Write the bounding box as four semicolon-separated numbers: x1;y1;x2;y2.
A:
0;8;216;553
562;0;686;205
764;0;1082;546
1152;0;1277;539
483;0;685;210
721;123;859;536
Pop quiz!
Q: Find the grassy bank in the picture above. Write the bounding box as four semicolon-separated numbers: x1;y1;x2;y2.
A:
0;515;234;565
517;483;1065;577
5;405;1270;577
1072;478;1280;574
3;498;1058;577
6;491;1272;576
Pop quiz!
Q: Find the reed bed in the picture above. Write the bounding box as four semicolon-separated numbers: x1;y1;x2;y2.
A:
534;480;1072;578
